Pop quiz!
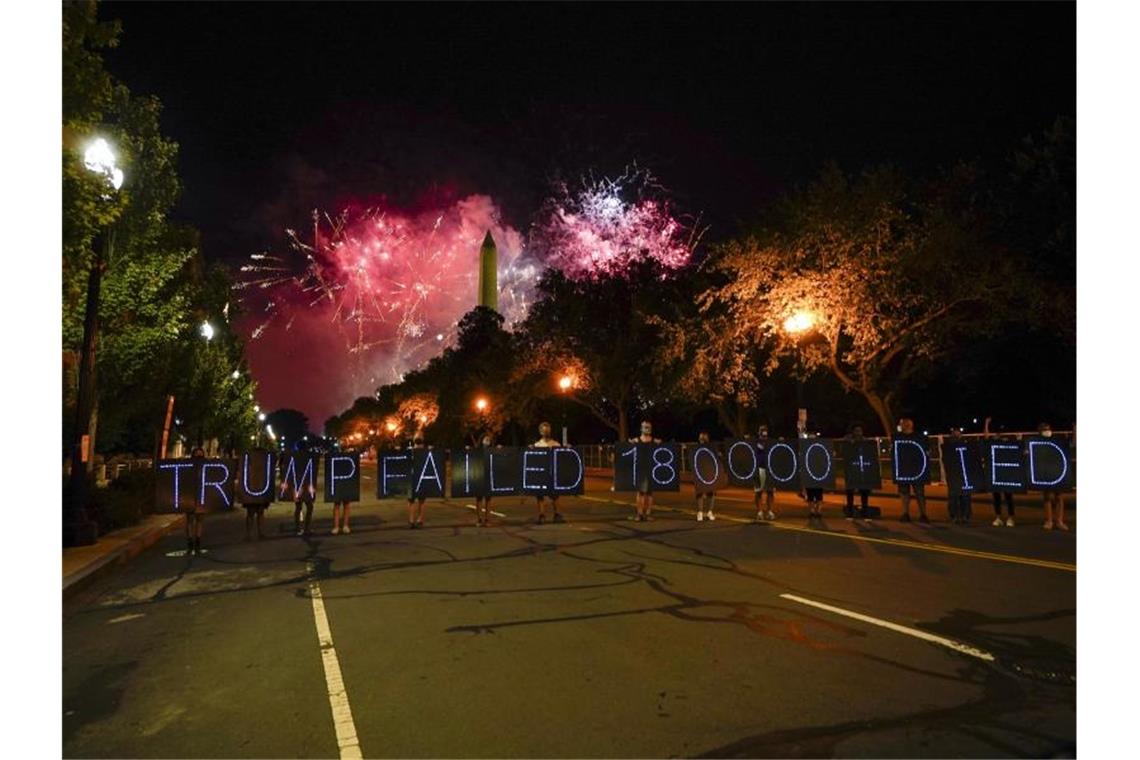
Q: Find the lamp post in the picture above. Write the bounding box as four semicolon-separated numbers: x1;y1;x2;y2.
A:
66;138;125;547
558;374;573;445
783;310;816;436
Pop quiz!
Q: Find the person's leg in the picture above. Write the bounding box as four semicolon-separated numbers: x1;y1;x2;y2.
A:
917;484;928;520
552;496;563;522
343;504;351;532
845;490;854;518
407;499;415;527
244;507;253;540
1006;493;1015;525
332;505;341;534
305;499;314;534
294;500;303;534
860;490;870;519
256;507;265;539
992;492;1002;525
766;488;775;518
900;487;912;520
185;514;194;553
1056;494;1068;529
416;499;426;525
708;493;716;520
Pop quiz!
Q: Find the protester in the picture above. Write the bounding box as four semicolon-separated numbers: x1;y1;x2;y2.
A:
186;446;207;555
803;432;825;520
407;437;428;529
984;417;1016;527
896;418;930;524
533;421;564;524
843;425;872;523
630;421;661;521
945;426;972;525
694;431;717;522
754;424;776;521
1038;422;1069;531
294;480;315;536
474;434;495;527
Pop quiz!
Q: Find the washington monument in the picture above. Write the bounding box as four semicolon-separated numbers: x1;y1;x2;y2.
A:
478;230;498;312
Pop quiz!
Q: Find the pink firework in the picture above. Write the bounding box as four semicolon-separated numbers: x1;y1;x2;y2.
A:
533;168;701;279
236;195;528;398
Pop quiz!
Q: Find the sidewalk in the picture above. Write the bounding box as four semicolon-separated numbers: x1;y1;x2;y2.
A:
63;513;183;599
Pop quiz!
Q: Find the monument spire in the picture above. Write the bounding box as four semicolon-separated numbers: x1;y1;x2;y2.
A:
477;230;498;312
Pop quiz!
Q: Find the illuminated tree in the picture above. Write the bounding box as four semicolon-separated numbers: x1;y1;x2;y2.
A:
703;164;1023;435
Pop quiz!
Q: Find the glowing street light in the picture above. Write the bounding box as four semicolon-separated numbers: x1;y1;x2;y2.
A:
258;412;266;421
475;397;489;413
231;370;240;380
783;310;816;335
200;320;215;341
559;374;573;392
83;137;124;191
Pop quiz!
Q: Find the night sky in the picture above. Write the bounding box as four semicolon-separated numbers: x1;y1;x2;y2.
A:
100;1;1075;429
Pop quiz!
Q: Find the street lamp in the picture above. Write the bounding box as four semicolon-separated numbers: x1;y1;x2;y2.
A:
258;412;266;421
200;320;215;341
558;374;574;445
475;397;489;413
67;137;125;547
783;309;818;435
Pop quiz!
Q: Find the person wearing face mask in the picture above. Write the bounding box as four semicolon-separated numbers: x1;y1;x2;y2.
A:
474;434;495;527
753;424;776;521
532;421;565;524
896;418;930;524
694;431;717;522
630;421;661;521
1038;422;1069;531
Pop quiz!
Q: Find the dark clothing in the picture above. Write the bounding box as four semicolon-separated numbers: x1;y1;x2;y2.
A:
949;493;973;522
805;487;824;501
845;489;870;518
992;491;1015;516
294;494;314;533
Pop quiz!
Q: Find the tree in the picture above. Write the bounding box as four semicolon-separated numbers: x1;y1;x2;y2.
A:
702;164;1024;435
266;408;311;448
515;262;686;441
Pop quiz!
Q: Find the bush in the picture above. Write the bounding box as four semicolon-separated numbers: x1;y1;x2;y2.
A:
90;468;156;533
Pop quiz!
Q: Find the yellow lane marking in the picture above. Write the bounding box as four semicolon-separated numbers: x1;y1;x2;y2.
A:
578;495;1075;573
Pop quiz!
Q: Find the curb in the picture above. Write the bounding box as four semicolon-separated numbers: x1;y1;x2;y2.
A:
62;514;184;600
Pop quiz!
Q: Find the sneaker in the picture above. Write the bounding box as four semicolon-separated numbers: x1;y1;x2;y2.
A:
296;527;304;536
1044;520;1054;530
900;513;912;523
755;512;764;522
846;516;854;522
1058;522;1070;531
918;515;930;524
992;517;1004;527
697;511;704;521
708;512;716;521
331;527;340;535
766;511;776;521
553;513;565;524
343;525;351;535
1005;518;1015;527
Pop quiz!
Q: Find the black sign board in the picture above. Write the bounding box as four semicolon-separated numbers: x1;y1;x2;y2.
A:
237;450;276;503
765;440;801;491
1025;436;1074;492
551;447;586;495
690;444;728;494
941;438;984;495
323;453;361;502
487;447;522;495
450;448;487;498
614;443;680;492
377;450;412;498
725;440;761;488
891;435;931;485
410;449;445;499
985;440;1027;493
840;439;882;491
521;447;554;495
278;453;318;502
155;459;198;514
194;459;236;512
799;439;836;489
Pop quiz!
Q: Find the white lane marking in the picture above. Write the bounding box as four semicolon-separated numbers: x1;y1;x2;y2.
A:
462;503;506;518
309;566;363;759
107;613;145;625
779;593;996;662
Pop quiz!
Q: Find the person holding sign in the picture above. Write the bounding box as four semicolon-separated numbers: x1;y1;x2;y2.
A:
294;482;315;536
843;425;871;522
185;447;207;555
630;421;661;521
331;499;352;534
694;431;717;521
533;422;565;524
944;427;973;525
475;435;495;527
804;432;826;521
754;424;776;521
895;418;930;524
984;417;1016;527
407;437;428;529
1038;422;1069;531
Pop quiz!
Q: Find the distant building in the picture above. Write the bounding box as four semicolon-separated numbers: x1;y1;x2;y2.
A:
478;231;498;312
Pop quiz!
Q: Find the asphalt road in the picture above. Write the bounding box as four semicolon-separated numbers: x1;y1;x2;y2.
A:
63;477;1076;758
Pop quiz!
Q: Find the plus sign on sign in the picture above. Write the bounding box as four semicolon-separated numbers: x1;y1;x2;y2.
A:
840;440;882;491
